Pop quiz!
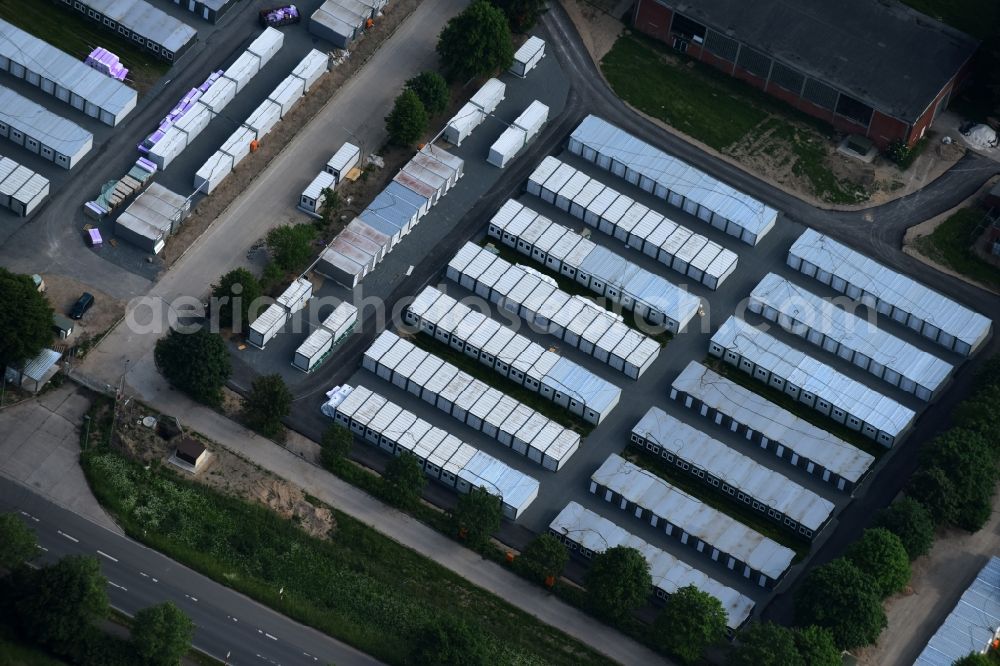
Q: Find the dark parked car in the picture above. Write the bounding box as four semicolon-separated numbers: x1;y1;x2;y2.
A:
70;292;94;320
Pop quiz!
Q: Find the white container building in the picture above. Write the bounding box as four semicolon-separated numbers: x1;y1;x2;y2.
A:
444;102;485;146
670;361;875;493
405;286;622;423
709;316;917;447
221;126;258;167
550;501;755;631
421;143;465;185
221;51;261;93
470;78;505;114
631;406;836;539
247;27;285;66
325;142;361;184
290;49;329;93
198;76;236;115
248;303;288;349
748;272;953;401
63;0;197;61
309;0;369;49
567;115;778;246
323;302;359;341
269;75;305;117
0;19;137;126
328;384;540;519
788;228;991;357
293;327;334;372
487;126;526;168
317;247;364;287
113;183;190;253
592;454;796;588
513;100;549;141
510;36;545;78
147;127;187;170
277;278;313;314
0;88;92;169
194;151;234;194
0;157;48;217
245;99;282;139
300;171;337;214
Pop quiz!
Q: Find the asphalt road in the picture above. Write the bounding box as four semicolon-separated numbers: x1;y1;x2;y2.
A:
0;476;381;666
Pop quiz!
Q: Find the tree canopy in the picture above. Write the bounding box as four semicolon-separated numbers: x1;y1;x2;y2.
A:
519;533;568;584
654;585;727;664
131;602;194;666
408;616;489;666
452;486;502;550
0;268;53;369
909;430;997;532
437;1;514;81
154;328;231;407
794;558;886;650
728;622;801;666
242;374;292;438
872;496;935;560
385;89;428;147
211;268;262;330
907;466;958;526
266;224;317;274
0;512;37;569
953;653;993;666
585;545;651;621
382;452;426;510
405;71;450;116
792;626;841;666
846;528;911;598
320;425;353;469
489;0;547;32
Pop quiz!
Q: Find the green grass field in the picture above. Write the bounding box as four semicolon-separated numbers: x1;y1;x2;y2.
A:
82;449;611;666
915;208;1000;292
0;0;169;93
0;631;66;666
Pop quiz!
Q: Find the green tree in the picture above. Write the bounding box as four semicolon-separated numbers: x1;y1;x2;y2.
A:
585;545;651;621
452;486;502;550
154;328;231;407
211;268;262;330
266;224;317;273
794;558;886;650
382;452;426;510
385;89;428;147
920;430;997;531
728;622;801;666
953;653;993;666
437;1;514;81
793;626;841;666
846;528;911;597
131;602;194;666
872;497;935;560
242;374;291;438
320;425;353;469
519;533;568;583
0;513;37;569
953;386;1000;440
489;0;547;32
13;556;109;651
408;616;488;666
0;268;53;369
908;466;958;526
654;585;727;664
405;71;450;116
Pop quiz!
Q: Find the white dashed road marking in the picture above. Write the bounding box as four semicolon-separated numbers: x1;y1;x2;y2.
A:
57;530;79;543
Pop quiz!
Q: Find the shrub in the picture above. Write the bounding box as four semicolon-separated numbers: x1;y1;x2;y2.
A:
845;528;911;597
872;497;935;560
794;558;886;650
154;328;231;407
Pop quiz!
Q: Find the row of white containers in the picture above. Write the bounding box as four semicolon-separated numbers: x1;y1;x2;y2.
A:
509;36;545;78
316;144;464;287
324;384;540;519
247;278;314;349
0;155;48;216
299;142;363;214
0;87;93;170
446;242;662;378
405;286;621;424
153;27;285;171
709;316;915;447
550;501;755;631
670;361;875;493
488;199;702;332
787;228;991;357
526;156;740;290
568;115;778;246
591;453;796;589
444;78;506;146
364;330;581;471
487;100;549;168
113;182;191;254
293;302;359;372
748;272;952;401
630;406;836;539
195;48;329;193
0;18;137;126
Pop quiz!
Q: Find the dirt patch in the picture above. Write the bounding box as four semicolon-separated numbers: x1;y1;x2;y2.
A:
42;274;126;357
562;0;624;61
158;0;423;267
112;398;335;539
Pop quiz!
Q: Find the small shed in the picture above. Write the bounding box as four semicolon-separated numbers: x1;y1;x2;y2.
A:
52;314;74;340
300;171;337;215
5;348;61;394
325;142;361;184
172;437;209;473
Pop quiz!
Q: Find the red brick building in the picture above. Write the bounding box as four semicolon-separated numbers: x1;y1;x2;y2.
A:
632;0;979;149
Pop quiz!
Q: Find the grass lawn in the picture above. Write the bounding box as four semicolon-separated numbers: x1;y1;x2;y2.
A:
915;208;1000;291
0;628;66;666
624;447;810;561
601;35;869;204
0;0;169;94
82;449;611;666
899;0;999;39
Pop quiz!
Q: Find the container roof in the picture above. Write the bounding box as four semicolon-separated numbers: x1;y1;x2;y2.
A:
84;0;196;52
0;88;92;158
